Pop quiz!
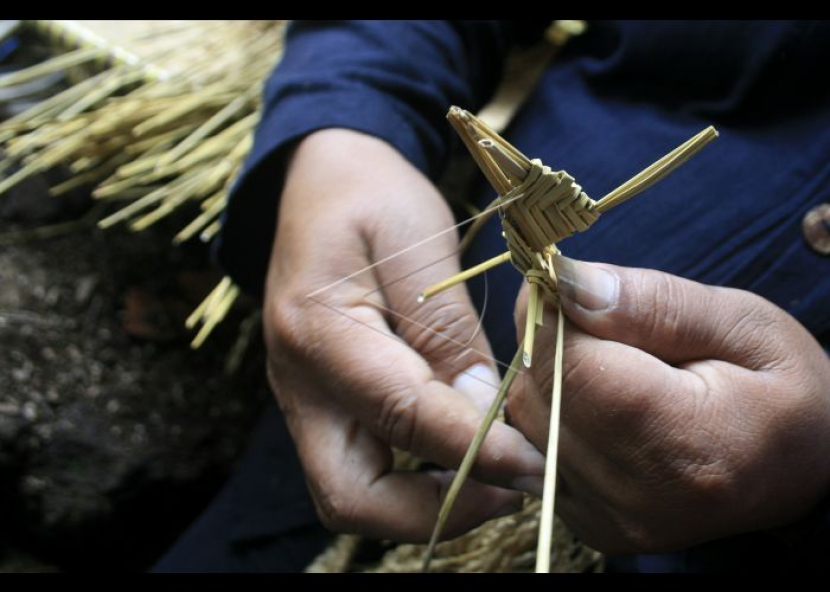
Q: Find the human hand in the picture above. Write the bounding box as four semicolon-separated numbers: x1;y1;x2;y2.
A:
263;129;545;541
507;256;830;553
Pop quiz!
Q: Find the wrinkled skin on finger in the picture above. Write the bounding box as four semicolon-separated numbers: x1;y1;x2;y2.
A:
263;129;545;541
507;258;830;554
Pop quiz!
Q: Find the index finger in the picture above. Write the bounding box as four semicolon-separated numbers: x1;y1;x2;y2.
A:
300;292;545;491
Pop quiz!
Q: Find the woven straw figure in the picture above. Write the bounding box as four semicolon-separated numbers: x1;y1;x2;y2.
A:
417;106;718;572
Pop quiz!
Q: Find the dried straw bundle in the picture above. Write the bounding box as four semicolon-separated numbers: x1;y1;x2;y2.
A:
307;500;603;573
0;20;286;346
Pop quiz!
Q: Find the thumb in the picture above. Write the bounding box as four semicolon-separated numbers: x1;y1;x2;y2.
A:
553;255;778;367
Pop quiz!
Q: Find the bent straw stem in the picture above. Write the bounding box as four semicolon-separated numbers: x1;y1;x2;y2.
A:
423;348;524;573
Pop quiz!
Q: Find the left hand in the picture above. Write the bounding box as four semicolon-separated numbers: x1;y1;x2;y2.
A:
261;130;541;543
506;256;830;554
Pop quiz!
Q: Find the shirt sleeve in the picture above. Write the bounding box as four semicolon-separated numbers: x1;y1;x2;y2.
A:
215;20;547;298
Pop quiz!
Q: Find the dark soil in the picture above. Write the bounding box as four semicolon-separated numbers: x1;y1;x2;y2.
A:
0;174;269;572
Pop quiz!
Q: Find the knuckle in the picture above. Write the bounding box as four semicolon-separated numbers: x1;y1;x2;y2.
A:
715;289;781;367
312;487;359;533
629;269;683;344
375;384;420;451
721;297;764;343
403;298;480;361
266;292;313;356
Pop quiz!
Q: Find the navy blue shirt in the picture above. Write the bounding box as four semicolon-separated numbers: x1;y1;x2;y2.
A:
217;20;830;572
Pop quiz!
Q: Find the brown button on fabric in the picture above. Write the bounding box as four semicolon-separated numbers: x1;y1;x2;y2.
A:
803;203;830;256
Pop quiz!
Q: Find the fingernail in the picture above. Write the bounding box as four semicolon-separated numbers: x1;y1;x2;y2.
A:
553;255;619;311
452;363;500;414
510;475;544;498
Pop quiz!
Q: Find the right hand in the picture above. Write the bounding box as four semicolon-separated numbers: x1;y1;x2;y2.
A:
263;129;545;542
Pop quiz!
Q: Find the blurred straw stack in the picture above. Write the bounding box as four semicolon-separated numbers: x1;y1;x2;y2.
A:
0;20;286;346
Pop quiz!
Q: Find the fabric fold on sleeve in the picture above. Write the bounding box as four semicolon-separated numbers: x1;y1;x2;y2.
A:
215;20;546;298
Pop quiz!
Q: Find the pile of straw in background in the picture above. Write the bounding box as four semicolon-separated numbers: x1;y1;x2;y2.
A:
0;20;285;347
0;19;601;573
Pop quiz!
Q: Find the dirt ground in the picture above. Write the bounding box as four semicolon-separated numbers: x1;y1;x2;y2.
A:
0;174;269;572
